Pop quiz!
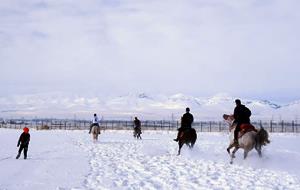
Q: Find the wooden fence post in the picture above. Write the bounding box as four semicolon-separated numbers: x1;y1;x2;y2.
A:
200;122;203;132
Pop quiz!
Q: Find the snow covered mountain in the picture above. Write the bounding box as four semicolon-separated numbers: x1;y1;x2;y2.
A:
0;92;298;121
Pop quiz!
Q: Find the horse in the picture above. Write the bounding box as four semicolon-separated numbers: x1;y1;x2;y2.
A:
177;128;197;155
90;124;101;141
223;114;270;164
133;127;142;139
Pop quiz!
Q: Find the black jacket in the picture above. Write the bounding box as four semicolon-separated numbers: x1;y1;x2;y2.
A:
182;112;194;128
233;104;251;123
18;132;30;146
134;119;141;129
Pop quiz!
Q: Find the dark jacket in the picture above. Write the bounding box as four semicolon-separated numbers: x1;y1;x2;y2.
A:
233;104;251;124
182;112;194;129
18;132;30;146
134;119;141;129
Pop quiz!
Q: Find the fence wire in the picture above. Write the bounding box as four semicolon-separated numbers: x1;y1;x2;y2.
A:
0;119;299;133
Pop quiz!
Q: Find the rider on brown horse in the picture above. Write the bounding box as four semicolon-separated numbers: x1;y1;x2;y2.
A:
134;117;141;134
174;107;194;142
233;99;254;146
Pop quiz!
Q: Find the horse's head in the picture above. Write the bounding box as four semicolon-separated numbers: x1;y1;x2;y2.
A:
223;114;235;131
257;127;270;146
223;114;234;122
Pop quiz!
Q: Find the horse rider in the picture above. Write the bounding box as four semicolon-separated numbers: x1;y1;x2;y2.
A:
174;107;194;141
134;117;141;133
89;113;100;134
233;99;251;146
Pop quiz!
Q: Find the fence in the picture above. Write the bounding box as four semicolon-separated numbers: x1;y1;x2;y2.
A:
0;119;300;133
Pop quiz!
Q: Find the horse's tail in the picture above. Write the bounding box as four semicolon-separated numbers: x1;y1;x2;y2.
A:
255;125;270;146
191;128;197;145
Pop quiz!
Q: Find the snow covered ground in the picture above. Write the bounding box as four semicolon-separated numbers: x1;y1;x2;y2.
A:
1;129;300;190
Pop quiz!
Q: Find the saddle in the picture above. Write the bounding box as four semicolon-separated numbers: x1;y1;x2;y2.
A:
238;124;257;138
179;128;193;138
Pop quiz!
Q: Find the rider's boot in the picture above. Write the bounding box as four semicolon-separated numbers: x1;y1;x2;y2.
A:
233;139;239;147
173;132;180;141
173;132;184;142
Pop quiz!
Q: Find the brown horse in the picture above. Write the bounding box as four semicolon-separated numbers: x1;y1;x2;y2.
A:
133;127;142;139
177;128;197;155
223;114;270;164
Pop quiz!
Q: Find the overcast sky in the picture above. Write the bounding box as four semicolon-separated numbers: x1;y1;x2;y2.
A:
0;0;299;102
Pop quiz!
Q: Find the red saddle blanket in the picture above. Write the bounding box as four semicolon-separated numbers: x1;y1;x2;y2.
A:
239;124;257;138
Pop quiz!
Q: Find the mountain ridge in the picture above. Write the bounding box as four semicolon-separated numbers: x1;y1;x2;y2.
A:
0;92;299;121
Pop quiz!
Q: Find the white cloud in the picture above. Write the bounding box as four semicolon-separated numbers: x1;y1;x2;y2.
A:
0;0;299;101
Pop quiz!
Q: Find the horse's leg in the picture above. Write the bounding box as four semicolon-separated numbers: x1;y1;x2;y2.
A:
227;142;235;154
187;143;192;149
231;147;238;158
96;132;99;141
244;150;249;159
255;144;262;157
230;147;239;164
257;149;262;157
178;142;183;155
190;142;195;148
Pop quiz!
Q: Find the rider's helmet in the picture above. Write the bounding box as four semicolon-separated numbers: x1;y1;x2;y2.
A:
186;107;190;112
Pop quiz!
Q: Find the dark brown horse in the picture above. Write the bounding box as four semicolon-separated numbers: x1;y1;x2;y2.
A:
133;127;142;139
177;128;197;155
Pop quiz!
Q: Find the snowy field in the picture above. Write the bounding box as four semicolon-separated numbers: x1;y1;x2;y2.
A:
1;129;300;190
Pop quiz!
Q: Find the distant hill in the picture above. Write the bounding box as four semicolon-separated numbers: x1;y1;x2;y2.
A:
0;92;299;121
